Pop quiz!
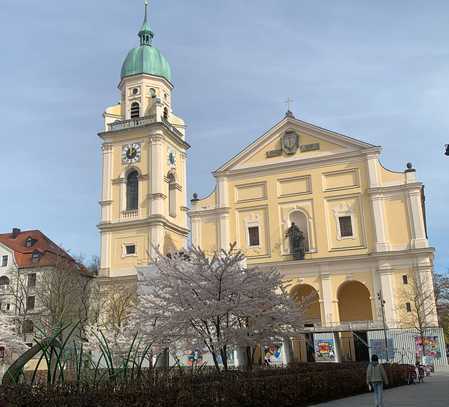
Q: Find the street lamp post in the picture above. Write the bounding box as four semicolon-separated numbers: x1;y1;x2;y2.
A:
377;290;389;362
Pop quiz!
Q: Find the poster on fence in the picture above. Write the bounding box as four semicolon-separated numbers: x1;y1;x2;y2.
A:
183;349;206;367
369;339;395;361
263;344;283;366
314;338;336;362
415;336;441;359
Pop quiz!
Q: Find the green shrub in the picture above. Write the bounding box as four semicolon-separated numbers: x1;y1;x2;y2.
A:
0;363;411;407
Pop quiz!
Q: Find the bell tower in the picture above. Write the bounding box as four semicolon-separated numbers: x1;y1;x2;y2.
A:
98;1;189;280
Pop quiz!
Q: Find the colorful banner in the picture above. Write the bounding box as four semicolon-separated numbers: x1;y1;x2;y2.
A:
263;344;283;365
183;349;205;367
314;339;336;362
415;336;441;359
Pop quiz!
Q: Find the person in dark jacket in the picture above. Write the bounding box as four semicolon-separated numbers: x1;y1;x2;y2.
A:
366;354;389;407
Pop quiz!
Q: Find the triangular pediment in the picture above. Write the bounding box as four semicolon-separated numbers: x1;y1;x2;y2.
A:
214;115;378;174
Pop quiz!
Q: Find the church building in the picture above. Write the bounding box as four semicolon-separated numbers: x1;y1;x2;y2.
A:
190;110;445;364
98;3;446;366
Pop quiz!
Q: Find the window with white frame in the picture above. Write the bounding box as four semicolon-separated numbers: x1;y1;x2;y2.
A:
338;216;354;238
125;244;136;256
248;225;260;247
1;256;7;267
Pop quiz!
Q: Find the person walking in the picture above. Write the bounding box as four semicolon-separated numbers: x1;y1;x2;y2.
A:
366;354;389;407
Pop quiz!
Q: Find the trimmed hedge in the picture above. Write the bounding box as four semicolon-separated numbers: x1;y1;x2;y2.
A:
0;363;410;407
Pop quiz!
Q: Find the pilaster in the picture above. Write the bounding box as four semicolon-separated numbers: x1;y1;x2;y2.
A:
99;231;111;277
217;176;229;208
216;176;230;250
181;151;188;227
320;273;334;326
370;195;391;252
366;153;381;188
191;216;201;247
408;188;429;249
378;268;396;327
101;143;113;222
366;154;391;252
218;213;230;250
149;224;165;260
150;133;165;216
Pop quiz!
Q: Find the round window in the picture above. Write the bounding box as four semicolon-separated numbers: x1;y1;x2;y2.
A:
150;88;156;98
132;88;139;95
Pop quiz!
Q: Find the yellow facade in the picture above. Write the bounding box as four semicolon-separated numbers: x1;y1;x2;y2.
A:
190;113;438;331
98;75;189;280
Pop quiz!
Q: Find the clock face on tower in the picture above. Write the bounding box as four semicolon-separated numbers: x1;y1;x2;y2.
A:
122;143;141;164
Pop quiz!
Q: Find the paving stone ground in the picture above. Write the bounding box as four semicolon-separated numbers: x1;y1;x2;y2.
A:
311;369;449;407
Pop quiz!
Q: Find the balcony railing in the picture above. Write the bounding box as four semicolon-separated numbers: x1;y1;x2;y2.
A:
108;115;157;132
120;209;141;221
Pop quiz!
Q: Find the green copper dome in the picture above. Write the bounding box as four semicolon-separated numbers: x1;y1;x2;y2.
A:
120;2;172;83
121;46;172;82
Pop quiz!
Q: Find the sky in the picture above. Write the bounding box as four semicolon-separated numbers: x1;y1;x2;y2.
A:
1;0;448;272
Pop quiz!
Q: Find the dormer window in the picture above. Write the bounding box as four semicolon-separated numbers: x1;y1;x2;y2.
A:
25;237;36;248
31;251;41;262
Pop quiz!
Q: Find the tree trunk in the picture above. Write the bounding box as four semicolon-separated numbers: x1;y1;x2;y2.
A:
211;351;221;373
220;346;228;371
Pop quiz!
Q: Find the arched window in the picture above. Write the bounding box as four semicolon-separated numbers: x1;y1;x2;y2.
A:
168;173;176;218
163;107;169;120
0;276;9;287
130;102;140;118
126;171;139;211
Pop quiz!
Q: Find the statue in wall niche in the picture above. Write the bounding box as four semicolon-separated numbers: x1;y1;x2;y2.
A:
285;222;305;260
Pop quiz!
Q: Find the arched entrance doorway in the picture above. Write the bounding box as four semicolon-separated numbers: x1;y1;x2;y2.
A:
338;281;373;362
337;281;373;322
291;284;321;324
290;284;321;362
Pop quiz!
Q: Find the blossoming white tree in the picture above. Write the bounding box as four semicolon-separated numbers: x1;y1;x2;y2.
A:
136;244;309;371
0;310;28;359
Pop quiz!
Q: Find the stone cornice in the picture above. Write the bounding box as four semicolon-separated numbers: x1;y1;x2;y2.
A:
148;193;167;200
254;247;435;270
117;73;174;91
368;182;422;196
98;121;190;151
213;149;375;178
112;174;149;184
98;215;189;236
102;143;113;152
188;207;231;218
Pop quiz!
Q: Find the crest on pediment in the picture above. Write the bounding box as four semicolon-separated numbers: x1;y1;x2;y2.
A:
282;130;299;155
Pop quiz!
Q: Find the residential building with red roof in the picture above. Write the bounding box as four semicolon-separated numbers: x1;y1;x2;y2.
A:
0;228;83;347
